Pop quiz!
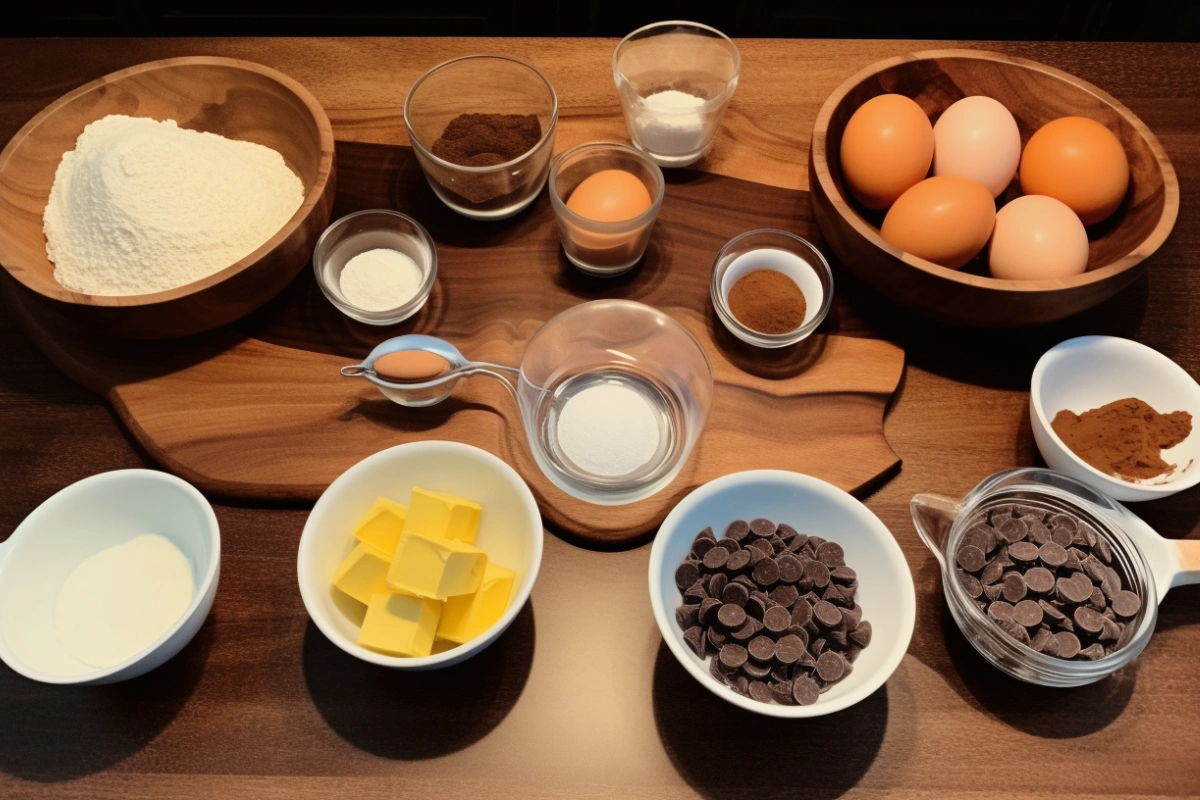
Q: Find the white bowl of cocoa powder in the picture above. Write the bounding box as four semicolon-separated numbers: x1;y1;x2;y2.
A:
1031;335;1200;502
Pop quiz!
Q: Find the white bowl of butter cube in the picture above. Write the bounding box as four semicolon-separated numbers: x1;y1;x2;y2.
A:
297;440;544;669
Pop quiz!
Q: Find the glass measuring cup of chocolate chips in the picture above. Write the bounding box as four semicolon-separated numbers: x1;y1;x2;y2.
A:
913;467;1200;687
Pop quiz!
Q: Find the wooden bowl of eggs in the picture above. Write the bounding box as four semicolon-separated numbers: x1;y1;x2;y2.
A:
0;57;336;338
810;49;1178;327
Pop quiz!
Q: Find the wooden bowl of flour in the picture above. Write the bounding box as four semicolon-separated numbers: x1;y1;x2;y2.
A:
0;56;335;338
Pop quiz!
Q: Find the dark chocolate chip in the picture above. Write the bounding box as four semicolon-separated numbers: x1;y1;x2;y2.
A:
1029;626;1052;652
849;621;872;648
980;560;1005;585
731;616;764;641
769;584;800;609
988;601;1014;624
983;583;1005;602
675;561;701;591
1088;587;1107;612
763;605;792;634
1038;542;1068;568
748;538;774;560
1078;643;1107;661
748;518;775;539
1024;567;1055;594
810;637;827;657
729;674;750;696
691;537;716;558
775;634;806;664
676;604;700;629
776;553;805;583
1002;572;1028;603
1008;541;1041;563
958;571;984;599
1064;548;1086;572
1012;599;1044;628
708;572;728;598
717;603;747;629
749;635;777;662
1000;619;1031;645
721;581;750;606
1056;573;1093;604
816;541;845;568
1055;632;1081;659
748;680;773;703
752;557;780;587
1111;590;1142;618
1073;606;1105;634
702;547;729;571
793;675;821;705
996;517;1027;543
816;651;846;682
732;575;757;589
1041;630;1062;657
1039;599;1066;624
813;600;843;629
714;537;741;554
804;560;831;588
699;597;722;625
743;660;773;679
683;626;704;655
708;627;727;649
791;600;813;627
719;643;749;670
840;605;863;631
956;544;986;572
683;579;708;605
1099;616;1122;642
1082;556;1108;584
1027;521;1052;546
962;524;994;554
725;549;752;573
1094;535;1113;564
828;629;849;648
725;520;751;542
744;595;767;621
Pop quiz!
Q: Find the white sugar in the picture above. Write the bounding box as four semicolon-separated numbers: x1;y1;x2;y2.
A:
338;248;424;312
556;382;661;477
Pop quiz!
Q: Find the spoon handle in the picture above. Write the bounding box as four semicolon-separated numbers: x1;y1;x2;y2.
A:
1173;539;1200;586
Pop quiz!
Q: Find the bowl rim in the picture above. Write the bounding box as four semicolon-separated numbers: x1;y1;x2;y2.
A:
1030;335;1200;498
810;48;1180;294
648;469;916;718
296;440;544;669
0;468;221;685
0;55;336;308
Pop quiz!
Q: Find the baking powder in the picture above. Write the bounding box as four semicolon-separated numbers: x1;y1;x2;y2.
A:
556;382;661;477
339;248;424;311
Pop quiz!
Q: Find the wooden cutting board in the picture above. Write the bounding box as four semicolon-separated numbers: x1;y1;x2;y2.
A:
3;141;904;546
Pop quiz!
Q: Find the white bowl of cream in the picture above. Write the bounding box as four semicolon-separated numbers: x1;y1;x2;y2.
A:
0;469;219;684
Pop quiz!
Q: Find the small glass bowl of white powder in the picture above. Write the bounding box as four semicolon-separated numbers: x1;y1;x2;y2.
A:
313;209;438;325
613;21;742;167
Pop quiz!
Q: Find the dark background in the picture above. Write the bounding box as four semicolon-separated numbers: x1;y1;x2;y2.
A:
11;1;1200;39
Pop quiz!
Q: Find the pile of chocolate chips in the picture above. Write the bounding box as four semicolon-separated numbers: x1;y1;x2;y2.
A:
673;519;872;706
955;503;1143;660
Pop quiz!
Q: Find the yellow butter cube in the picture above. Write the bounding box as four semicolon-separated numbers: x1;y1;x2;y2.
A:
387;531;488;600
332;543;393;605
358;593;442;657
437;561;516;645
405;487;482;544
352;497;408;557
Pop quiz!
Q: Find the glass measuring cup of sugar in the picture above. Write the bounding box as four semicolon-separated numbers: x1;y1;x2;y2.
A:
341;300;714;505
613;20;741;167
911;467;1200;687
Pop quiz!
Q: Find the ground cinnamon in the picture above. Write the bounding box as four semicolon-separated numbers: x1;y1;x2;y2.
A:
1051;397;1193;481
727;269;807;335
430;113;542;167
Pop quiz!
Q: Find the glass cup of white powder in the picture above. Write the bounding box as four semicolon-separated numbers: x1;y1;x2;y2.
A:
613;21;741;168
313;209;438;325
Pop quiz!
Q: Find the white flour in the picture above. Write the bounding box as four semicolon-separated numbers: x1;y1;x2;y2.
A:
556;382;661;477
635;90;708;155
44;115;304;296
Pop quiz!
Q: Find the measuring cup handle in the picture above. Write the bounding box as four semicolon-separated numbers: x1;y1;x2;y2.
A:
1172;539;1200;587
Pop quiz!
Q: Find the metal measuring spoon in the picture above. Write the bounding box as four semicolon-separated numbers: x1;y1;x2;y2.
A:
340;334;518;408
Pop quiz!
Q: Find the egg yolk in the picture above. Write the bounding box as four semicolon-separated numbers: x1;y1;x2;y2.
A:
566;169;653;222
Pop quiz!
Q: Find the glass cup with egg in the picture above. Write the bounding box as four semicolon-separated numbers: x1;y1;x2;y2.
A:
613;21;741;167
548;142;665;277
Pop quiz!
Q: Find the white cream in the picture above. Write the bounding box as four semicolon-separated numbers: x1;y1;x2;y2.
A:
54;533;195;668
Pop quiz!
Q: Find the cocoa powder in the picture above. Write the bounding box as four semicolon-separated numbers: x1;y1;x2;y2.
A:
1051;397;1193;481
430;113;542;167
727;269;807;335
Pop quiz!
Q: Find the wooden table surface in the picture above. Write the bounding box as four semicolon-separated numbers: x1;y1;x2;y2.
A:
2;37;1199;800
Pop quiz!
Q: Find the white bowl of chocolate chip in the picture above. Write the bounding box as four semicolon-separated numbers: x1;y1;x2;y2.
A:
649;470;916;718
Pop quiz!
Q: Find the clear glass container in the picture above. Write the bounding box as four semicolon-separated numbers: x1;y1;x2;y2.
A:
911;468;1158;687
518;300;713;505
313;210;437;325
404;55;558;220
711;229;834;348
548;142;665;276
613;20;741;167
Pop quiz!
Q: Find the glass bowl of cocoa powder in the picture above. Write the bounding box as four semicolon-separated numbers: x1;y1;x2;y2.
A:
404;55;558;221
710;229;834;348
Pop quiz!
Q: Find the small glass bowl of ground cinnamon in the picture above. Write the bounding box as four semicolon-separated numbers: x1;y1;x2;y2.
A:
710;229;834;348
404;55;558;220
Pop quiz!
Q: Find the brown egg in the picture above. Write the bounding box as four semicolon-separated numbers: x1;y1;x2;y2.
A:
374;350;450;382
566;169;653;222
1019;117;1130;226
839;94;934;210
880;176;996;269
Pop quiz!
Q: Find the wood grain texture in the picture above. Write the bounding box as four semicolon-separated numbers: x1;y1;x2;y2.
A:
0;56;336;338
3;140;903;545
1;37;1200;800
810;49;1179;327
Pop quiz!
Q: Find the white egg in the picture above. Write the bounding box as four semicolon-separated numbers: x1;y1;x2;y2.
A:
933;96;1021;198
